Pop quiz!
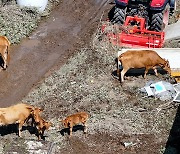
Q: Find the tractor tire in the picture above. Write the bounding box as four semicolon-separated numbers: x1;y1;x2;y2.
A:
150;12;164;31
150;4;170;31
111;6;126;25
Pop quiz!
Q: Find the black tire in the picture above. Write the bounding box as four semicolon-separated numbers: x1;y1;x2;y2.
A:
150;4;170;31
111;6;126;25
150;12;164;31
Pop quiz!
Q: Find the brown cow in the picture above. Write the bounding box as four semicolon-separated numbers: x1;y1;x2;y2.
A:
0;36;11;70
0;103;35;137
117;50;171;82
61;112;89;136
32;108;52;140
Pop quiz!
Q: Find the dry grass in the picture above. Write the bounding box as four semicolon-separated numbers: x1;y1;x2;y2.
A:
0;5;40;44
0;0;59;44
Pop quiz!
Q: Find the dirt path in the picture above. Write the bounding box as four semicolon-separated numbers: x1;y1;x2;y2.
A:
0;0;110;107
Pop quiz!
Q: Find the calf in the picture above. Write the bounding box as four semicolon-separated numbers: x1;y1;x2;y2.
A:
0;103;34;137
32;108;52;140
0;36;10;70
61;112;89;136
117;50;171;82
36;119;52;140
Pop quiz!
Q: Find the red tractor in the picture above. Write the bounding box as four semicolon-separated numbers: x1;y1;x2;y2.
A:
109;0;176;31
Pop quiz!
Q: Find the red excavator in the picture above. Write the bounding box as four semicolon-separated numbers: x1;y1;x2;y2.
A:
102;0;176;48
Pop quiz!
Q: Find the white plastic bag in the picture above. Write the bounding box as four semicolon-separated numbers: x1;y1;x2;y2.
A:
17;0;48;12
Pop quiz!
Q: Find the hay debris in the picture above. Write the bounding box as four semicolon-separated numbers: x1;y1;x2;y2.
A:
0;0;59;44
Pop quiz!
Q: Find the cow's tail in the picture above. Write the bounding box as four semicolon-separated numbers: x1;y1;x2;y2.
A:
6;45;10;66
117;55;123;80
118;54;123;67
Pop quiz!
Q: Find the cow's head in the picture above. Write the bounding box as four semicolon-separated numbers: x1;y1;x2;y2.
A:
61;119;69;128
32;107;44;123
162;59;171;75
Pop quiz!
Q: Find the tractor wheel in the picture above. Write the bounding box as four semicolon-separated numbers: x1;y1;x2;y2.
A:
111;6;126;25
150;4;170;31
150;12;163;31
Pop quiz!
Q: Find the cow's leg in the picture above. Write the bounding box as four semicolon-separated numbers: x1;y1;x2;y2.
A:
38;129;43;140
7;52;10;67
0;55;5;69
81;118;87;133
35;125;41;140
18;121;24;137
41;129;45;138
117;60;121;80
117;68;120;80
144;67;150;78
1;52;8;70
69;127;73;136
68;121;73;137
3;58;7;69
121;68;128;82
37;129;41;140
30;115;35;127
117;59;119;76
83;122;88;134
38;135;41;140
153;66;158;76
40;129;46;140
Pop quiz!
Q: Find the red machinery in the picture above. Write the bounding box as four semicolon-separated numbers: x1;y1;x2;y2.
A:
103;0;176;48
102;16;165;48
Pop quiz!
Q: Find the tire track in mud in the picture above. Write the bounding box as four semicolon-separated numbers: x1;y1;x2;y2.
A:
0;0;111;107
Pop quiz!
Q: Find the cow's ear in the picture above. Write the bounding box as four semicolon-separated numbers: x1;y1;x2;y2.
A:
40;108;44;112
164;59;170;67
166;59;169;62
38;108;44;112
159;64;164;67
164;59;169;64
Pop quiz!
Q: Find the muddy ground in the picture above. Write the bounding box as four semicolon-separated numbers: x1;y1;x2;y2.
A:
0;0;180;153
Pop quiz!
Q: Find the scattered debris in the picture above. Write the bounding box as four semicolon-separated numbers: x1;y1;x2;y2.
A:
156;101;174;112
140;81;177;101
173;83;180;92
173;92;180;103
25;140;52;154
121;141;137;147
138;108;148;112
